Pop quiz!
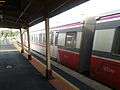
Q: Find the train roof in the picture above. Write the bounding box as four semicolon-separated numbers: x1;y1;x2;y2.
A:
51;22;82;31
30;10;120;32
50;12;120;31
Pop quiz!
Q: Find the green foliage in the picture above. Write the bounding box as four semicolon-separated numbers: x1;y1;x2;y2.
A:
0;30;19;38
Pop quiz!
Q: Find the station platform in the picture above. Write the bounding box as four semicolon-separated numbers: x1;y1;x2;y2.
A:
0;39;55;90
0;39;112;90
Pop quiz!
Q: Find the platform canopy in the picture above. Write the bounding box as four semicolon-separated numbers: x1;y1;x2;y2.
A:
0;0;88;28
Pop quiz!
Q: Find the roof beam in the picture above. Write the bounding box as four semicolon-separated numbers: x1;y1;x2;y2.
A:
16;0;32;23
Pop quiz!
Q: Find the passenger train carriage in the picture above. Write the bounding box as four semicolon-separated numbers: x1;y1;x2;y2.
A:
20;12;120;89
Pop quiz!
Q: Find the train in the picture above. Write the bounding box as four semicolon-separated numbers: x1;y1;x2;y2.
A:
18;12;120;89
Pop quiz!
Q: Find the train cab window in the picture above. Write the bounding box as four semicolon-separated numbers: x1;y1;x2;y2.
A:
65;32;77;48
57;33;66;46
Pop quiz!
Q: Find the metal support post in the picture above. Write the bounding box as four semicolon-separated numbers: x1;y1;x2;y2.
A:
26;27;32;60
19;28;24;53
79;17;96;75
45;17;52;79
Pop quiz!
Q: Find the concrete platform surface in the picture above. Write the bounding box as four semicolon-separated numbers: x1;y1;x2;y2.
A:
0;39;55;90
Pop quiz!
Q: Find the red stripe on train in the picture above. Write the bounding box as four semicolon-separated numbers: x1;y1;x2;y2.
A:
58;49;80;71
91;56;120;90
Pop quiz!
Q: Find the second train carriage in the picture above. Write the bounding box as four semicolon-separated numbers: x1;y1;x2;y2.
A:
21;13;120;89
91;14;120;89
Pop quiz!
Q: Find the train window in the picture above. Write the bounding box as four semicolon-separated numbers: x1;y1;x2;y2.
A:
35;34;38;43
34;34;36;42
34;34;36;43
43;33;46;44
65;32;77;48
92;27;120;60
39;33;42;43
57;33;66;46
76;32;82;49
35;34;37;43
93;29;115;52
112;26;120;54
36;34;38;43
49;33;51;44
42;33;53;44
32;34;34;42
55;32;59;45
36;34;39;43
31;35;33;42
50;32;54;45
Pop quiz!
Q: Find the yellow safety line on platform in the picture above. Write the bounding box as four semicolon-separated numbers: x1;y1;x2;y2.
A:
13;42;79;90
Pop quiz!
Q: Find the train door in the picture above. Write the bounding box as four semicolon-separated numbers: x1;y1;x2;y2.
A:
57;31;82;70
51;31;59;61
55;32;66;62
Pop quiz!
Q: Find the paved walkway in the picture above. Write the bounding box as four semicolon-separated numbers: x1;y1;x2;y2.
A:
0;39;55;90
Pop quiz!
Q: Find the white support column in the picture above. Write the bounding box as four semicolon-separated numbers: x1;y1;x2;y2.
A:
26;27;32;60
45;17;52;79
19;28;24;53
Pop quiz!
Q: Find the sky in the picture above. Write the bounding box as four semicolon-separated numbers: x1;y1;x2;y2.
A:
0;0;120;31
